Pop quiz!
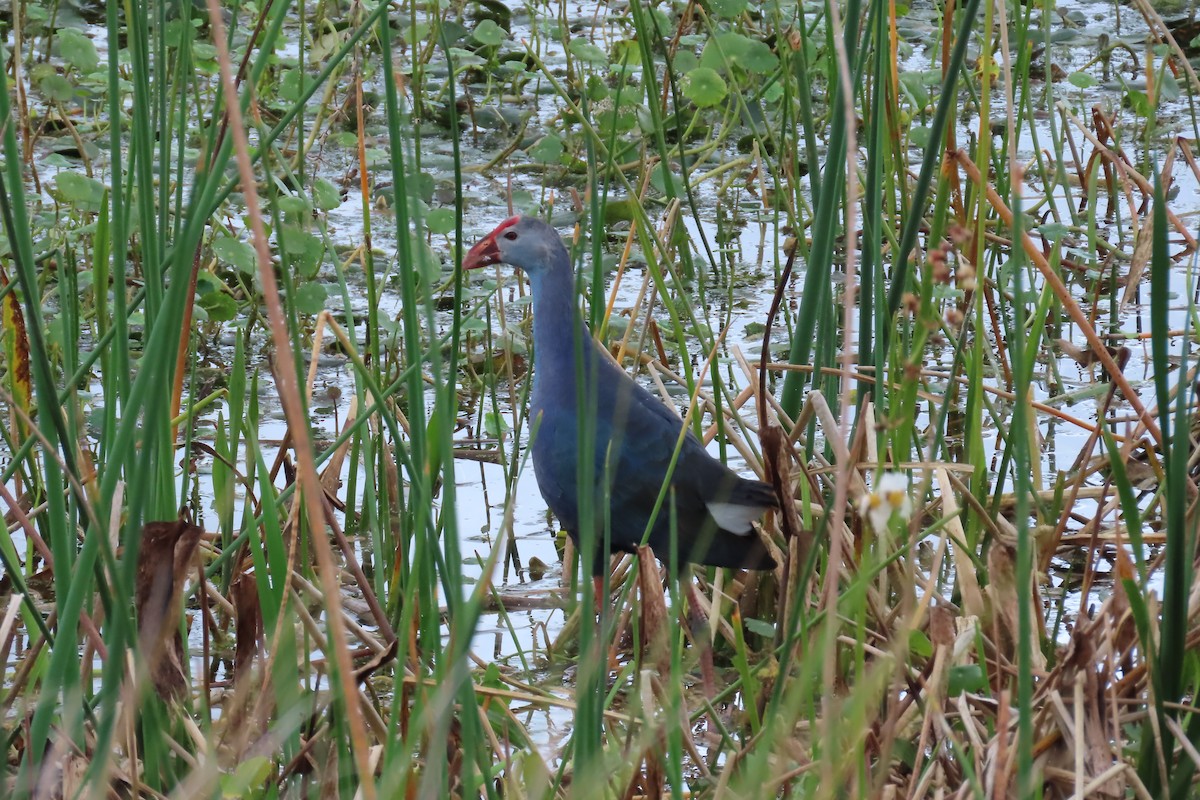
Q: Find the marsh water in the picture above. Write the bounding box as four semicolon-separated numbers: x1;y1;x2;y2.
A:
2;0;1199;764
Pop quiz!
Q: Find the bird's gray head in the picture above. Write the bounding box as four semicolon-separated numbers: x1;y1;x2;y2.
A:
463;216;567;276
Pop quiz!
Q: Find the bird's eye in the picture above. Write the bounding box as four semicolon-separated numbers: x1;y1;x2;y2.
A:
503;231;518;241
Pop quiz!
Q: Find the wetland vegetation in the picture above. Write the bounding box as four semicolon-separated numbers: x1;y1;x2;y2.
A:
1;0;1199;797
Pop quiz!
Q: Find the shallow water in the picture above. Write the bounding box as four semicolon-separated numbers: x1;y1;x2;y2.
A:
2;0;1198;771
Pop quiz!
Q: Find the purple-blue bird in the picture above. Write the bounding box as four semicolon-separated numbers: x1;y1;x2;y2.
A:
464;216;776;600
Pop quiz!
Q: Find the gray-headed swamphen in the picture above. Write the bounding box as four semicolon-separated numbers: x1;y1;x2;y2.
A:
464;216;777;601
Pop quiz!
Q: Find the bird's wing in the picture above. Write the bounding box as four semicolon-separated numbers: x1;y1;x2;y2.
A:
601;375;732;515
601;378;778;569
533;352;773;538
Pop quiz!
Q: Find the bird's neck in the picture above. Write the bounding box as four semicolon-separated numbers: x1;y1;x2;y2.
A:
529;264;595;408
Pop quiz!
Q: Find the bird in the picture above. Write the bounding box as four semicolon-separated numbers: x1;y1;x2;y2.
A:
463;215;777;601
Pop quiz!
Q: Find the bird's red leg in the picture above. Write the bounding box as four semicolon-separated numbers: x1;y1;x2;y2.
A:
593;575;605;614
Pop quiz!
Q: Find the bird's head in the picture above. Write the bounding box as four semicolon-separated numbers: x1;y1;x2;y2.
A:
463;216;566;276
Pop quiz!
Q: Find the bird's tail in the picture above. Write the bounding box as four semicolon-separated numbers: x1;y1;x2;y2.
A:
698;527;777;570
697;478;778;570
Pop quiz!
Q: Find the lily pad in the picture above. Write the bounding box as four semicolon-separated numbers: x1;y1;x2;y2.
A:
700;32;777;75
55;171;104;212
526;134;564;164
708;0;747;17
311;178;342;211
56;29;99;73
1068;71;1096;89
448;47;487;70
427;208;456;235
279;228;324;279
569;38;608;66
39;74;77;103
682;67;727;108
473;19;506;47
293;283;328;315
198;290;237;322
671;49;699;74
1039;222;1070;243
414;240;443;285
212;236;257;276
278;69;302;102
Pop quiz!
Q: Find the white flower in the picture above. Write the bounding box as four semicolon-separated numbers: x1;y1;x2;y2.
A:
859;472;913;532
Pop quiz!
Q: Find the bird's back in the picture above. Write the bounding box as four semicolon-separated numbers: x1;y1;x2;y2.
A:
529;338;776;573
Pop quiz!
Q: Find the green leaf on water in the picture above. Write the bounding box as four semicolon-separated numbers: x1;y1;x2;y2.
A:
682;67;727;108
198;290;238;322
585;74;609;101
196;271;222;294
293;283;327;315
212;236;257;275
602;198;639;224
744;617;775;637
648;7;673;31
1160;72;1181;102
311;178;341;211
569;38;608;66
473;19;506;47
56;171;104;211
279;228;324;279
192;42;218;61
310;28;345;62
671;49;699;74
899;71;929;109
526;134;564;164
1038;222;1070;242
278;195;312;221
427;208;456;235
1068;71;1096;89
439;20;471;45
415;240;443;285
448;47;487;69
650;161;676;194
1124;88;1150;118
408;171;435;203
39;74;76;103
596;107;637;135
278;69;302;102
484;411;510;437
948;664;986;695
708;0;747;17
497;60;530;79
700;33;777;75
908;629;933;659
481;662;504;689
57;29;99;73
610;38;640;66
